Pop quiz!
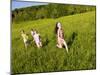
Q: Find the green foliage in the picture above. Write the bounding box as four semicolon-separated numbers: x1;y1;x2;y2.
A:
12;4;96;23
11;11;96;74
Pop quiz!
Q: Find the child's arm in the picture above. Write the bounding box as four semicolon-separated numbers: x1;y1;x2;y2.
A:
57;29;60;38
39;34;42;41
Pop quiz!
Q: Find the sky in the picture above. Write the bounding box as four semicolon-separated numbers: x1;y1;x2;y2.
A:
12;0;48;10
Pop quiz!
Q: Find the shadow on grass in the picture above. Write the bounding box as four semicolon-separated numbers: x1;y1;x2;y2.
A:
27;39;37;48
42;37;50;47
67;32;78;49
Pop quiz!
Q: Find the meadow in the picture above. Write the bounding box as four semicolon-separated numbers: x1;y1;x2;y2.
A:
11;11;96;74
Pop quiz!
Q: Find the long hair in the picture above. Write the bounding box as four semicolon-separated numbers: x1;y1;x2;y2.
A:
55;22;59;34
55;22;64;38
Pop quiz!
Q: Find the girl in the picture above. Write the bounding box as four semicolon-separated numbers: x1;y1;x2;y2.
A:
21;30;29;49
32;30;42;48
55;22;68;52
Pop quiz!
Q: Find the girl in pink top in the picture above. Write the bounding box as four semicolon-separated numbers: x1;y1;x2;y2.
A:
55;22;68;52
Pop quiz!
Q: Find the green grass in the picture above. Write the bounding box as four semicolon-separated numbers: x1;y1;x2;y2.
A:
11;11;96;74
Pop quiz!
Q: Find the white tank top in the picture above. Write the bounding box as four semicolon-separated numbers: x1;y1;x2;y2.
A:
33;34;40;43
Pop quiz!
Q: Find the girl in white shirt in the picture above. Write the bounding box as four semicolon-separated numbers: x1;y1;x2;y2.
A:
32;30;42;48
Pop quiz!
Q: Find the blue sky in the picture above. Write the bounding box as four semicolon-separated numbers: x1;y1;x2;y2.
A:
12;0;48;10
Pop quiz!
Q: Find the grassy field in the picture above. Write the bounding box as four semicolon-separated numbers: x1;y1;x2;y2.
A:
11;11;96;74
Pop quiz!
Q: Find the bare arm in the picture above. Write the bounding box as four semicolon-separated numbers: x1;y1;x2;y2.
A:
39;34;42;41
57;29;60;38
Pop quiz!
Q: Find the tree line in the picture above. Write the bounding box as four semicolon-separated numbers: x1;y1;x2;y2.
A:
12;3;95;23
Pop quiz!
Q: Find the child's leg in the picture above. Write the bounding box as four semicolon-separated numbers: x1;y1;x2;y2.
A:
39;42;42;47
25;42;28;49
57;38;62;48
62;39;68;52
36;42;40;48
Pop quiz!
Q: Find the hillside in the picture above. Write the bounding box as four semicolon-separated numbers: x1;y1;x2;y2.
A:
12;3;95;23
12;11;96;74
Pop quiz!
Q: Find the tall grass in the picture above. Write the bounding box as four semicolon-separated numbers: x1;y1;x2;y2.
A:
11;11;96;74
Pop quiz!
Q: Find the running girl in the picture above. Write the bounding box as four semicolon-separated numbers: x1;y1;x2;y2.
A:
55;22;68;52
32;30;42;48
21;30;29;48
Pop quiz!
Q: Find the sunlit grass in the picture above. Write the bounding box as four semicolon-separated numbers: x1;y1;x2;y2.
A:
11;11;96;74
